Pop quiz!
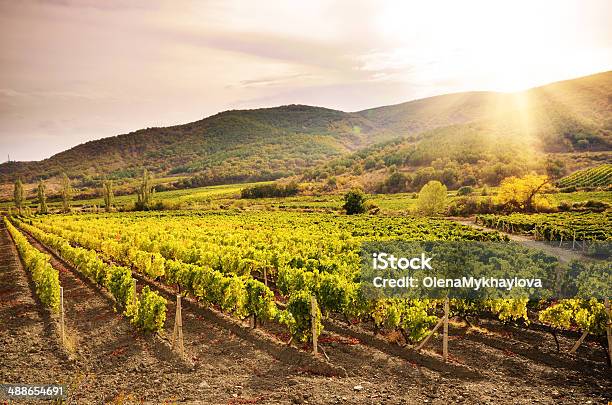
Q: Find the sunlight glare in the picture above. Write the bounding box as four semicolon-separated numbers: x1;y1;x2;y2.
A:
375;0;611;92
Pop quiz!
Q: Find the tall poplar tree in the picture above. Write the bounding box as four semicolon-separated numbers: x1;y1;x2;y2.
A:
61;173;73;213
103;179;114;212
13;179;24;215
136;169;152;210
37;181;48;214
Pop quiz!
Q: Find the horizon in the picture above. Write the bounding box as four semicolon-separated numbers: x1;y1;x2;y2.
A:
1;0;611;161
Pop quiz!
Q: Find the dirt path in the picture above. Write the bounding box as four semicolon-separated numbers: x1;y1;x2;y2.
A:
450;217;593;263
0;220;70;393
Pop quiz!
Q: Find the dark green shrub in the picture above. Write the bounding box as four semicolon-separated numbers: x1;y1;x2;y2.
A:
457;186;473;196
343;189;367;214
241;182;299;199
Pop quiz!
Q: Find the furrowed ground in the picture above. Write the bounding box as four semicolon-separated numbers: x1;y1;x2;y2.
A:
0;220;68;388
1;211;610;404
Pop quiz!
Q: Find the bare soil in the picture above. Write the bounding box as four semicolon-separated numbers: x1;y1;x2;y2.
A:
1;221;611;404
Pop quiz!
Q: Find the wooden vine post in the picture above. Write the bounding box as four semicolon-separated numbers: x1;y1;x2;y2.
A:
311;295;318;356
443;297;449;362
569;297;612;360
569;330;589;354
605;297;612;365
59;287;65;346
172;294;184;356
416;296;450;363
132;279;137;306
258;267;268;327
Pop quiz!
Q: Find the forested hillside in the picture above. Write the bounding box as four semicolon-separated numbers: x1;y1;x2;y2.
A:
1;71;610;194
303;72;612;192
0;105;375;185
0;91;502;186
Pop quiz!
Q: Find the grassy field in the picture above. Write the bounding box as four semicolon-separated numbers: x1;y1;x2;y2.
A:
0;182;261;212
229;188;611;214
1;181;609;215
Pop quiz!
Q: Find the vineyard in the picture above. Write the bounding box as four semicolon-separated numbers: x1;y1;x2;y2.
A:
14;212;510;341
476;211;611;242
557;164;612;190
2;210;611;403
9;211;612;343
2;6;612;403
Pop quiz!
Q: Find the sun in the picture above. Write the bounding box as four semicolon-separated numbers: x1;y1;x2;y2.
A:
374;0;611;93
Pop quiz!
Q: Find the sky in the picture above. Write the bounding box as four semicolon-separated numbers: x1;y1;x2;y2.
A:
1;0;611;161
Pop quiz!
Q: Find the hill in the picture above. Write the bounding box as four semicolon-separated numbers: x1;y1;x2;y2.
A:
1;71;610;196
0;91;508;187
357;91;503;135
303;72;612;192
0;105;375;185
358;71;611;152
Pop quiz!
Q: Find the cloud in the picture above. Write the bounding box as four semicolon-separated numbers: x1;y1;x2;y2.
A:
0;88;109;100
237;73;315;88
0;89;20;97
29;0;156;11
157;27;358;73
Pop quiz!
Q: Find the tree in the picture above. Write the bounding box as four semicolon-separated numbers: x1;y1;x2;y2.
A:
545;158;567;180
136;169;152;210
325;177;337;191
364;157;377;170
241;182;299;199
343;189;367;215
457;186;473;196
37;181;48;214
497;174;554;212
416;180;447;216
576;139;590;150
103;179;114;212
382;171;409;193
61;173;73;213
13;179;24;215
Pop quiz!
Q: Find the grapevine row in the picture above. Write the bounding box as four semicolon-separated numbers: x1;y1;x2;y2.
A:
25;216;442;342
557;164;612;189
476;212;611;241
4;217;60;312
13;218;167;332
25;213;547;344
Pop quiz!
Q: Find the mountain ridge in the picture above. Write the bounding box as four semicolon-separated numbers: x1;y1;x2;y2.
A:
1;71;610;187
